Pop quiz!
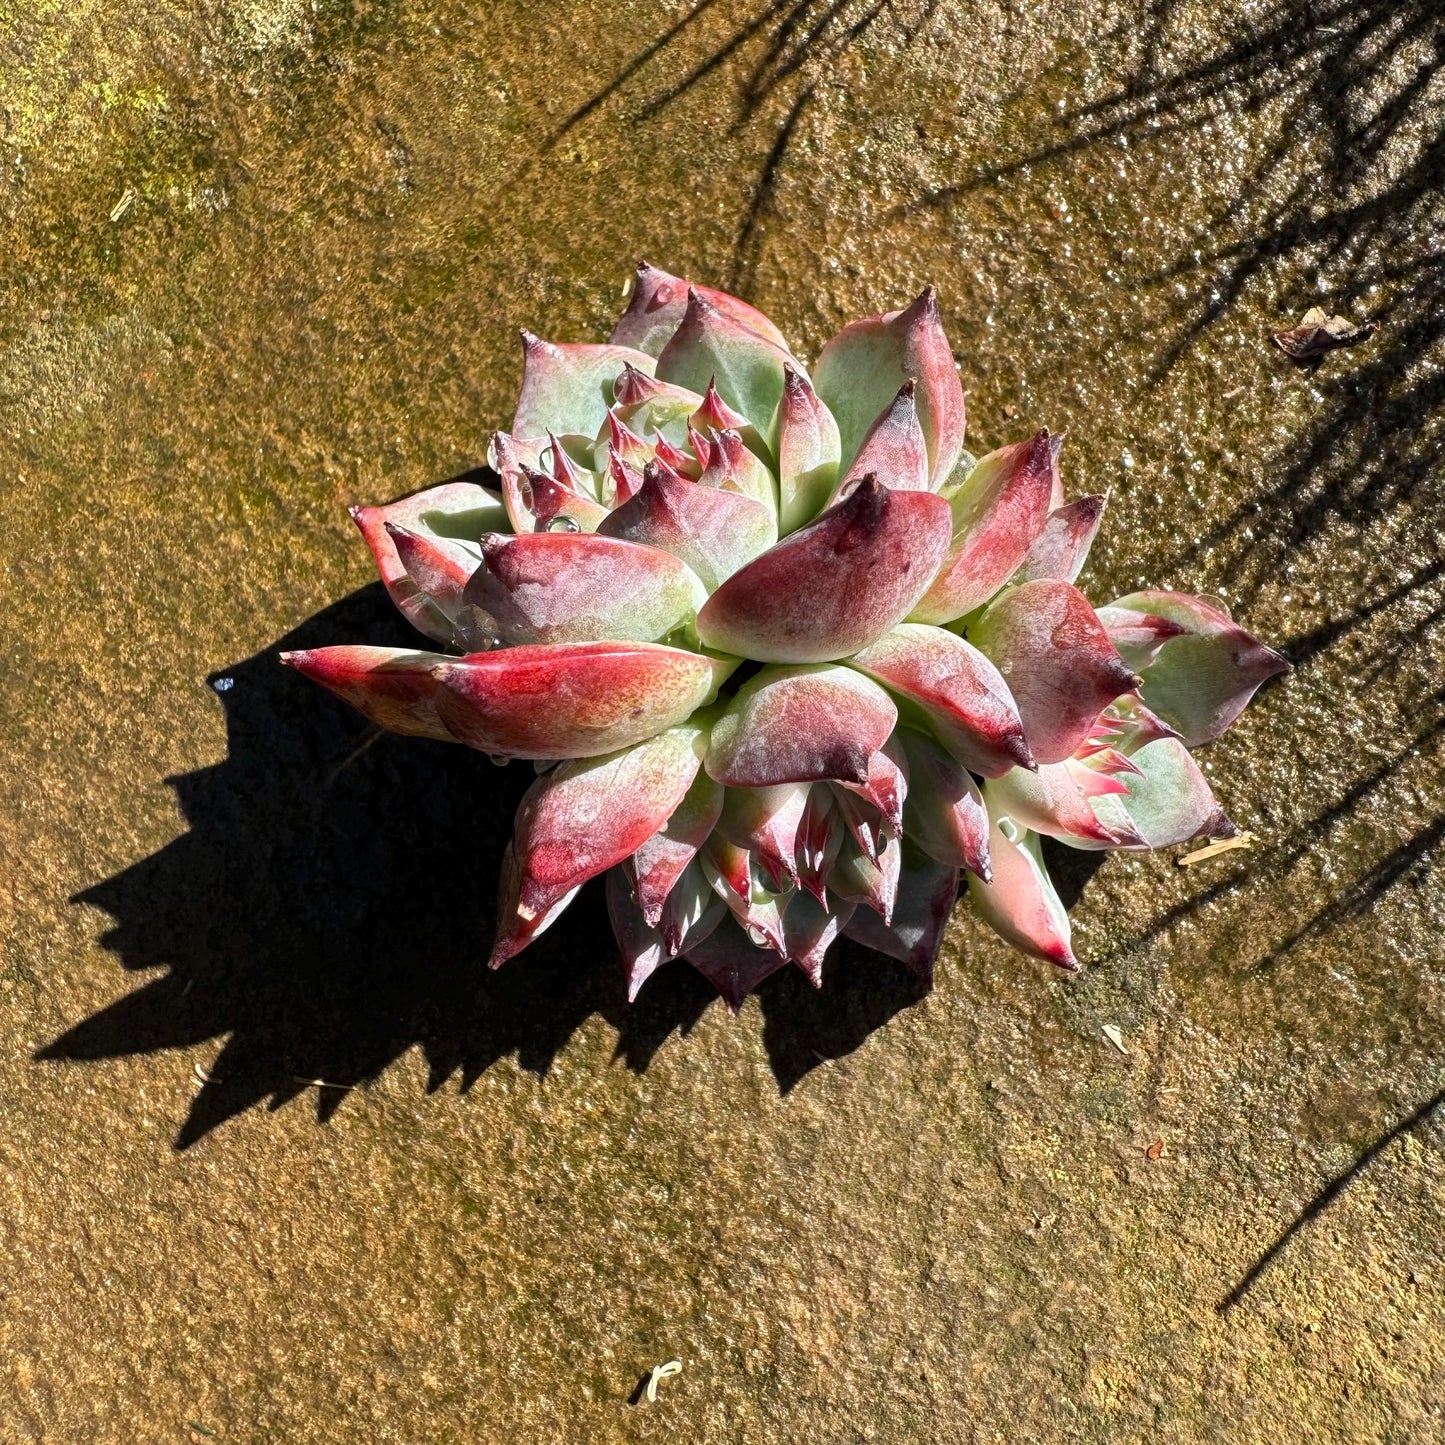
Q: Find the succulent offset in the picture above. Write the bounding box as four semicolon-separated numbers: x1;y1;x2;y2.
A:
284;264;1288;1008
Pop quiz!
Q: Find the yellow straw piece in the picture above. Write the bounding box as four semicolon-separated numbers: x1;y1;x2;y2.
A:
1177;832;1256;867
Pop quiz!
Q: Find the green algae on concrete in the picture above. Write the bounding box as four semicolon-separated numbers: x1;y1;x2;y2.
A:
2;0;1444;1439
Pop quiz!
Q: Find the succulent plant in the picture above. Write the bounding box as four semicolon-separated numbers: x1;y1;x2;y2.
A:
284;264;1287;1009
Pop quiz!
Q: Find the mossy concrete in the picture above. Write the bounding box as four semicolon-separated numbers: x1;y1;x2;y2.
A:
2;0;1443;1439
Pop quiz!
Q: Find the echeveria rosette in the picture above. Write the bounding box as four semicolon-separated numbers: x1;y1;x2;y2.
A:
284;263;1288;1009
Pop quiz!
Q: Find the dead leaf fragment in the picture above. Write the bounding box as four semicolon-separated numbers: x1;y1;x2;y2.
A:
1272;307;1376;363
1146;1140;1165;1161
1102;1024;1128;1054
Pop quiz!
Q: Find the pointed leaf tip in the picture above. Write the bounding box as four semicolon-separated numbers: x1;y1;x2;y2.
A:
611;263;789;358
284;645;455;740
775;362;842;533
847;624;1032;779
966;814;1077;970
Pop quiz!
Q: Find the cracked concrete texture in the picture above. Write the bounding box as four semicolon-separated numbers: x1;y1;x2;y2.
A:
2;0;1443;1439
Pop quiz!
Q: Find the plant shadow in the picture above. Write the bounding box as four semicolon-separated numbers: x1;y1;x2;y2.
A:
42;582;928;1147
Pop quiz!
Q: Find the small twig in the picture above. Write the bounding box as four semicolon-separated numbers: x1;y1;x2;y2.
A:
292;1075;350;1089
193;1062;220;1084
109;187;137;222
1177;832;1256;867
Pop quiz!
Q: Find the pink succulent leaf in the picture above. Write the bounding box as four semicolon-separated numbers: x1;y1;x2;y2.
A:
841;845;958;983
830;785;889;864
835;379;930;499
705;664;898;788
493;723;708;963
845;623;1032;778
656;289;795;438
795;786;844;904
502;461;610;536
691;377;753;435
894;726;991;880
434;642;732;760
682;914;790;1012
909;431;1058;624
611;362;704;427
653;431;702;479
813;287;966;490
384;523;477;636
512;333;656;440
607;861;727;999
1092;607;1188;671
697;427;778;517
1102;591;1290;745
597;459;777;592
626;770;725;926
687;425;713;471
1078;737;1237;850
544;431;592;493
966;810;1077;970
490;842;582;969
1013;494;1108;586
1047;431;1066;508
774;363;842;533
971;580;1140;764
606;865;669;1001
984;762;1147;848
492;433;544;534
606;409;656;468
718;783;810;892
658;857;728;959
351;481;507;643
832;733;908;835
610;261;790;358
695;478;952;663
461;531;707;647
828;833;902;925
701;831;752;900
1095;694;1183;751
782;890;855;987
690;380;773;465
698;844;789;954
281;646;455;741
1064;755;1133;797
605;449;646;507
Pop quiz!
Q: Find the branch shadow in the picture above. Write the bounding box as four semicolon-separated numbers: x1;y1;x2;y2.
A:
42;582;926;1147
900;0;1445;605
550;0;940;289
1219;1083;1445;1312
